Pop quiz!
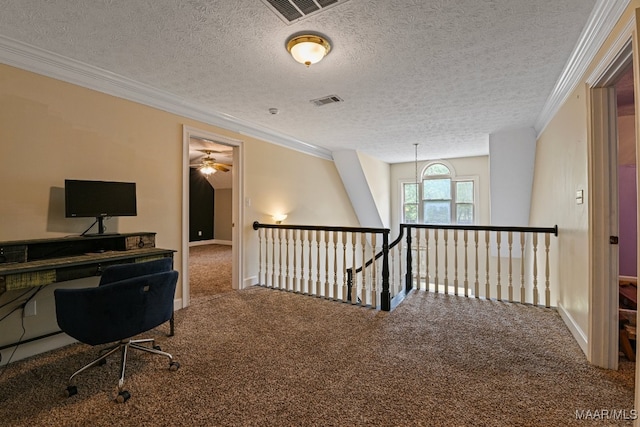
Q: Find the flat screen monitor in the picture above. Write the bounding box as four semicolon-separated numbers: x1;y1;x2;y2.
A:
65;179;137;219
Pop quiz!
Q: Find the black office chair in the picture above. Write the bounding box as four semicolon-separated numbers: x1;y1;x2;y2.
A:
99;257;177;336
98;257;173;285
54;264;180;403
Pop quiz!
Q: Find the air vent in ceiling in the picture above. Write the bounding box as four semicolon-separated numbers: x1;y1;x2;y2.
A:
261;0;349;24
310;95;343;107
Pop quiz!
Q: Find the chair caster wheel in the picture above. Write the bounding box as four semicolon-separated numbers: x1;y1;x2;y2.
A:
116;390;131;403
153;345;161;351
64;385;77;397
169;361;180;371
97;358;107;366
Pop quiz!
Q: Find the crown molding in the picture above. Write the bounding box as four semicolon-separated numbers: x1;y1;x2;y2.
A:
0;34;333;161
535;0;631;137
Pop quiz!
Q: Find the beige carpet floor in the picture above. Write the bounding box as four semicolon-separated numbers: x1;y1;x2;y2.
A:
188;244;232;297
0;250;636;426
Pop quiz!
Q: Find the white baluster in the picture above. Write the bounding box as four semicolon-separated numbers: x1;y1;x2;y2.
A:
443;229;449;294
425;229;430;292
316;231;322;296
325;230;330;298
508;232;513;302
333;231;338;301
271;228;276;288
474;230;479;298
496;231;501;301
520;231;525;304
351;232;357;304
434;230;439;293
545;233;551;307
258;228;263;286
533;233;539;306
308;230;314;295
464;230;469;297
415;227;421;291
361;233;367;305
454;229;459;296
485;230;490;299
342;231;348;302
285;229;290;291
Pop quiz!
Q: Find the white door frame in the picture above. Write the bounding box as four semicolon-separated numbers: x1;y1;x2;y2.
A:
587;36;633;369
589;85;620;370
181;125;244;308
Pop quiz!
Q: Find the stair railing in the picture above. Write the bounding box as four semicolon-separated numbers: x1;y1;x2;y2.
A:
254;221;558;310
252;222;390;309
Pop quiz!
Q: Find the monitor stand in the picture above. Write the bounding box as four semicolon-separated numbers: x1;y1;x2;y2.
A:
82;217;119;237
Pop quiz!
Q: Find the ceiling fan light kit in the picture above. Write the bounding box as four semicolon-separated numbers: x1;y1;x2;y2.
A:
199;163;216;176
286;34;331;67
193;150;232;176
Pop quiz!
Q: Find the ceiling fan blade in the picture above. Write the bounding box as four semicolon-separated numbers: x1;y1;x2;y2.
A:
213;164;230;172
197;148;222;154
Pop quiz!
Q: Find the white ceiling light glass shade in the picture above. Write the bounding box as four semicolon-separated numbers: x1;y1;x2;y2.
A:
199;163;216;176
286;35;331;67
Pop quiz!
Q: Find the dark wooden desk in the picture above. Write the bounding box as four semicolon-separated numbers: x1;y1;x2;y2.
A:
0;233;176;340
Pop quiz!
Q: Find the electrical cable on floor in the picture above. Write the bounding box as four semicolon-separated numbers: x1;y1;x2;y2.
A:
0;286;43;379
0;288;34;310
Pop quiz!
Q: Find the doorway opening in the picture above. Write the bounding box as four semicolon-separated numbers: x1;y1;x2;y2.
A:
588;38;635;371
181;126;244;308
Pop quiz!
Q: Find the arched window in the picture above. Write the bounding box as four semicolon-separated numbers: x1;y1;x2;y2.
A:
402;161;476;224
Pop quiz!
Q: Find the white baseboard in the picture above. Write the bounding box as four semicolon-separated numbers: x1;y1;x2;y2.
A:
173;298;183;311
558;302;588;356
244;276;258;288
189;239;232;247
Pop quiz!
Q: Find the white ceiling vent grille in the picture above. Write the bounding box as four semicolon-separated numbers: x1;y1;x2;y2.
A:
261;0;349;24
310;95;343;107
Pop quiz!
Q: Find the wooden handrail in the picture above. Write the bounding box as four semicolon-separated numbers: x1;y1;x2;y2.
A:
253;221;388;234
400;223;558;236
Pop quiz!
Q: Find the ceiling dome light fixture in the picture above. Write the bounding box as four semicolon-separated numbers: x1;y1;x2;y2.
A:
286;34;331;67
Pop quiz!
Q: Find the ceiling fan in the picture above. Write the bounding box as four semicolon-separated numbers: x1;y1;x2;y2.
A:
190;150;232;175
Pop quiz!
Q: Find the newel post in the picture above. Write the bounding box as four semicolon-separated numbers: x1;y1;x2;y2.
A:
380;231;390;311
405;226;413;293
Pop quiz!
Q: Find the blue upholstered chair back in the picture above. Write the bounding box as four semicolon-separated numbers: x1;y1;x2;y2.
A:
55;270;178;346
99;257;173;285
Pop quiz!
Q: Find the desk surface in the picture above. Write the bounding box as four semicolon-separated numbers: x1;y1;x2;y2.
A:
0;247;174;275
0;247;175;294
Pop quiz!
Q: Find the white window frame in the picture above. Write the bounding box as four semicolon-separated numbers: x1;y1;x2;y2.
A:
400;160;479;225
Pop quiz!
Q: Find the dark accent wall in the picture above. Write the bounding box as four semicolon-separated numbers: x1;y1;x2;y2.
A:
189;168;214;242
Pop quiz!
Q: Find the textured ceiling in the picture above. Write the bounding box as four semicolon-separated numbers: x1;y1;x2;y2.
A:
0;0;598;163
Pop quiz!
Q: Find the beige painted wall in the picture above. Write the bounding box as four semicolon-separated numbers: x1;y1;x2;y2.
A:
214;188;232;241
531;83;588;332
530;3;640;353
357;151;391;228
0;63;358;363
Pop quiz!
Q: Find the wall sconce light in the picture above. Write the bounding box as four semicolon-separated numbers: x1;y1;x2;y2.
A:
286;34;331;67
273;214;288;224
